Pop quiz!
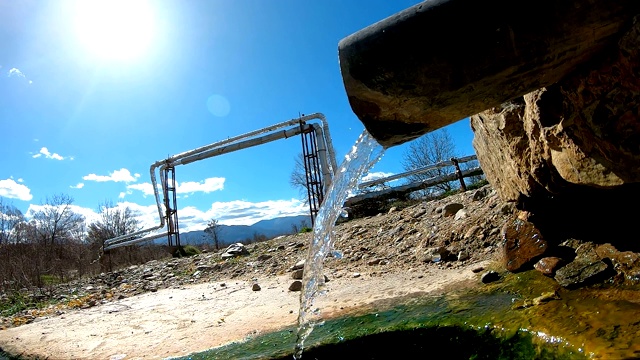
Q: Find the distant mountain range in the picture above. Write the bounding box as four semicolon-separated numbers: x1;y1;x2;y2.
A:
177;215;312;246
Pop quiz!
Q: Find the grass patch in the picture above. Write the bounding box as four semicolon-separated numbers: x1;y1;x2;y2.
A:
0;292;53;318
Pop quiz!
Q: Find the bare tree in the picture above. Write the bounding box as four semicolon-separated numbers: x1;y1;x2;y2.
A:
204;218;222;250
0;198;25;244
401;128;458;195
289;153;309;204
87;200;140;250
31;194;85;246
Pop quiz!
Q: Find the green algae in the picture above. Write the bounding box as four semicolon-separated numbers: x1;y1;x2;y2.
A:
176;269;640;360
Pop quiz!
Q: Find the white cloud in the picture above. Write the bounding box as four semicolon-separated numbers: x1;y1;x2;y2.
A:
361;171;395;183
17;178;24;183
26;203;101;226
178;198;308;230
124;177;225;198
70;183;85;189
126;183;155;196
32;147;65;160
83;168;138;183
19;197;308;238
90;198;307;232
0;178;33;201
118;192;126;199
177;177;225;194
7;68;24;78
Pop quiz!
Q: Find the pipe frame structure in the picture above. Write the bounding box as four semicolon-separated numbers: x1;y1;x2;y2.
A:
104;113;337;251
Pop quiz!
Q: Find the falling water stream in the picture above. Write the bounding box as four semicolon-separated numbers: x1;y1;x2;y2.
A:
294;130;385;359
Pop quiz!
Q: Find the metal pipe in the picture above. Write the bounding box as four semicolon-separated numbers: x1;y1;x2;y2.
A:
104;232;168;251
175;126;311;166
359;155;478;189
312;124;332;191
309;113;338;175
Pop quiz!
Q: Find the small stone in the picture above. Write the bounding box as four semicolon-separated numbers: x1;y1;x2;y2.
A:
367;258;382;266
352;273;361;278
291;269;304;280
412;209;427;218
481;271;500;284
471;266;484;273
457;251;469;262
472;187;490;201
443;203;464;217
257;254;272;261
534;257;563;276
252;284;261;291
290;259;305;271
454;210;468;221
289;281;303;291
388;207;397;214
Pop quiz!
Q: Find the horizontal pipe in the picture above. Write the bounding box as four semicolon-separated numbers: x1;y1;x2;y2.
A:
359;155;478;188
175;125;311;166
104;232;168;251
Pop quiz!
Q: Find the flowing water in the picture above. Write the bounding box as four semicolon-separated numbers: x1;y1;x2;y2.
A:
294;130;385;359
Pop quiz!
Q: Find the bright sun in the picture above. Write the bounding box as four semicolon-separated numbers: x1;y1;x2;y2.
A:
73;0;155;62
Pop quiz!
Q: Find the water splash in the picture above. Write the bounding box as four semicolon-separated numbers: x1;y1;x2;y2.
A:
294;130;385;359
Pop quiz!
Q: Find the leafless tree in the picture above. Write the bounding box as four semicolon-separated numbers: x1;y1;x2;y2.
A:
0;198;25;244
31;194;85;246
290;153;310;204
401;128;458;195
204;218;222;250
87;200;140;251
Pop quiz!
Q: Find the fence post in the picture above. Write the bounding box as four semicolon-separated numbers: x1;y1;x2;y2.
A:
451;157;467;191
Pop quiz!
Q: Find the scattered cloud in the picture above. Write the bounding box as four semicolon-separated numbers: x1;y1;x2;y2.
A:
6;67;32;84
187;198;308;229
0;178;33;201
70;183;85;189
118;192;126;199
126;182;155;197
26;203;101;226
32;147;66;160
21;196;308;237
17;178;24;183
7;68;24;78
83;168;139;183
123;177;225;198
177;177;225;194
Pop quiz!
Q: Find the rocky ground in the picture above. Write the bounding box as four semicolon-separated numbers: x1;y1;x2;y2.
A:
0;184;510;331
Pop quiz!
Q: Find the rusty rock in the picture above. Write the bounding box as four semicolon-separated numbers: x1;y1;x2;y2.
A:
502;216;548;272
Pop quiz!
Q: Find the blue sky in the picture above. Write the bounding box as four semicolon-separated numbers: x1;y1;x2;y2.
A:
0;0;476;231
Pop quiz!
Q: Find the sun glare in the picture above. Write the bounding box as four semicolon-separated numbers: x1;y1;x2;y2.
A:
73;0;155;62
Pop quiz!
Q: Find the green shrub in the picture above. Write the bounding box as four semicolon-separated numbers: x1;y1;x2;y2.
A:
299;227;313;233
173;245;201;257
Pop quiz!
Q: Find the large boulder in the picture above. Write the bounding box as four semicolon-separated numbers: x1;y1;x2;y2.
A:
471;17;640;204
